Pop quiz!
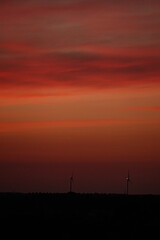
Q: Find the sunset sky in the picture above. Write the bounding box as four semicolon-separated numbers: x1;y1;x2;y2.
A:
0;0;160;194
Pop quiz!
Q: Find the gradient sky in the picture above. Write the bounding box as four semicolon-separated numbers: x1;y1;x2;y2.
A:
0;0;160;194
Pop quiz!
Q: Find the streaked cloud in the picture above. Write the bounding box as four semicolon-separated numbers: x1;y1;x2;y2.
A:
128;106;160;111
1;118;160;133
0;0;160;94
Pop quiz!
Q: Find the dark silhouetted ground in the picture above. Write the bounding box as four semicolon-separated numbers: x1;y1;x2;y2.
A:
0;192;160;239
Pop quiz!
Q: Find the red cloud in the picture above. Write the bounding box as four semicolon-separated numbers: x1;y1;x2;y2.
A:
128;106;160;111
0;45;160;92
0;118;157;133
0;0;160;96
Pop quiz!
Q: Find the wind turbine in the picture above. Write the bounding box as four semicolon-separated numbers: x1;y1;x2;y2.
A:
126;171;131;195
69;173;74;193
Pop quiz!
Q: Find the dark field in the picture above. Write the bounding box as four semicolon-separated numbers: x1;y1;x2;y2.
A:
0;192;160;238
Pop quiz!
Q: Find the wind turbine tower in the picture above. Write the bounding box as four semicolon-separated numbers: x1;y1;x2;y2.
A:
126;171;131;195
69;173;74;193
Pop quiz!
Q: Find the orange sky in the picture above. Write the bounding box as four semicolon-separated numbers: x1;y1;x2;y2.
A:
0;0;160;194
